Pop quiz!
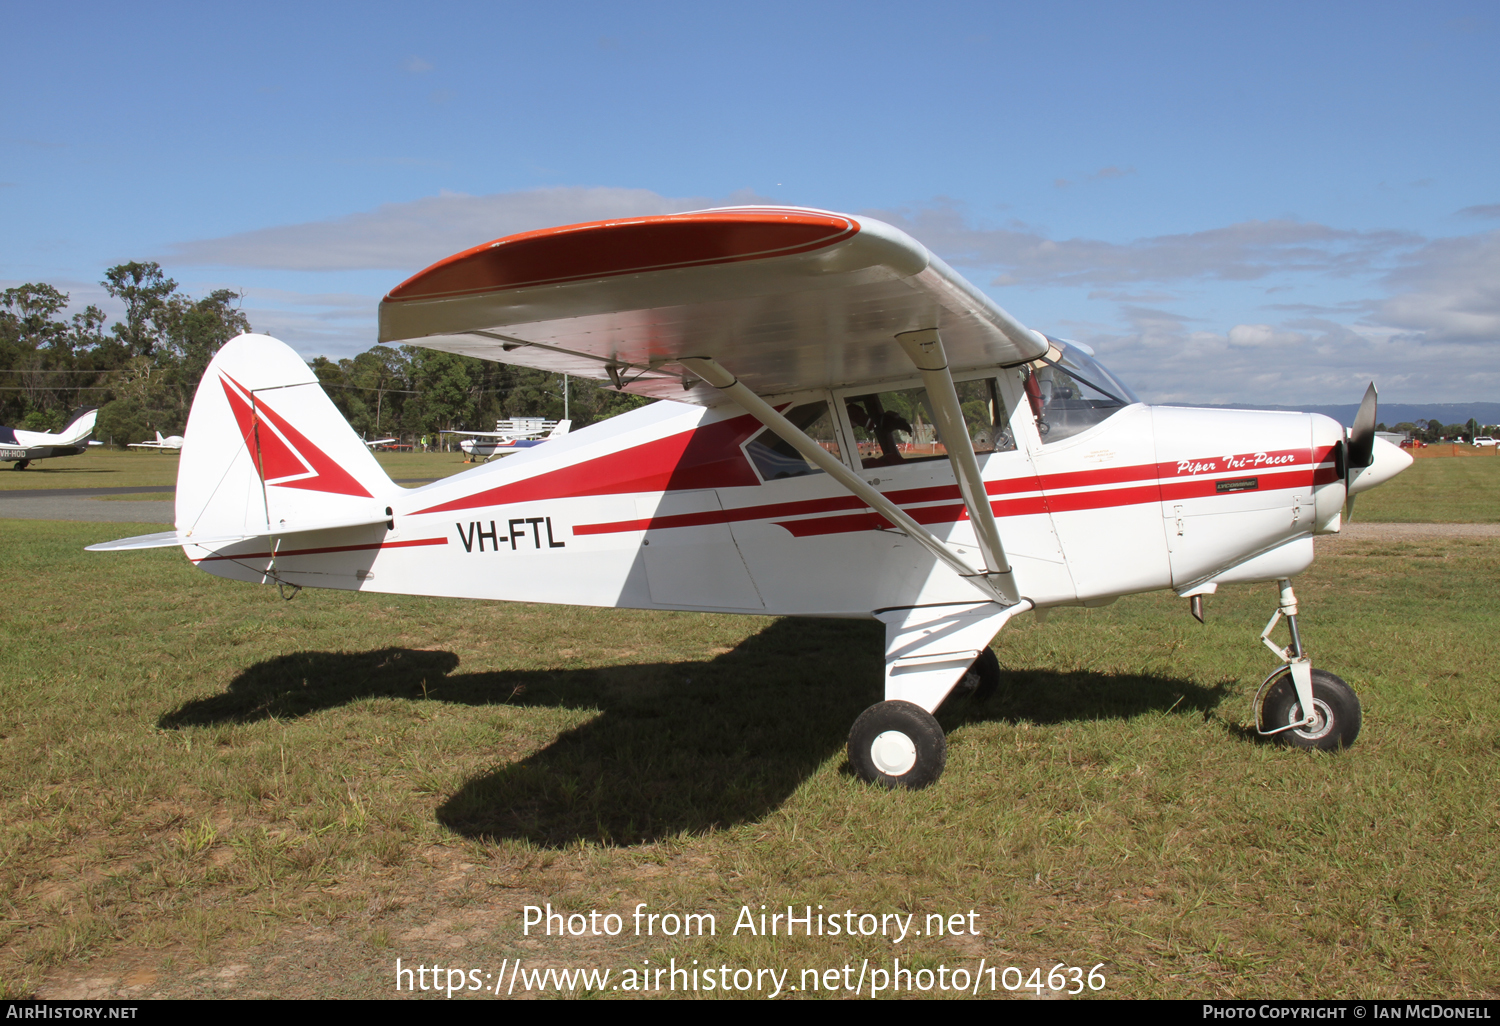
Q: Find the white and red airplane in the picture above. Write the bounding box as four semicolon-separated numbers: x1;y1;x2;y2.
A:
1;407;98;469
444;418;572;461
128;430;185;451
90;206;1411;788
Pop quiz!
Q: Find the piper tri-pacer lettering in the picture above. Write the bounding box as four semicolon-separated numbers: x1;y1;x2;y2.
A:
90;206;1412;788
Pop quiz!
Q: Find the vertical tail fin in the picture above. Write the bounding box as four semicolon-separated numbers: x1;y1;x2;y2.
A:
176;334;398;541
550;420;572;437
55;408;98;445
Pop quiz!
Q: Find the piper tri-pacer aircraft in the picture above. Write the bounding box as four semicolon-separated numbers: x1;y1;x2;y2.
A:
444;418;572;461
1;407;97;469
90;207;1412;788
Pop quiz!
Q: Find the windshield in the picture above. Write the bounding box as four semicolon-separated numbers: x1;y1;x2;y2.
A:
1023;339;1140;443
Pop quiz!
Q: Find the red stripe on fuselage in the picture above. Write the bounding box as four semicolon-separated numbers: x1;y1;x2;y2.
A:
419;411;1335;537
414;413;766;515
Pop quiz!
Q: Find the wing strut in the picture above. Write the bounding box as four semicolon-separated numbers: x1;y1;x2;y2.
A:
895;328;1017;599
678;356;1019;606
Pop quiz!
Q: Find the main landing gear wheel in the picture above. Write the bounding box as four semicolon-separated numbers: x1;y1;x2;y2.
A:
966;648;1000;704
848;700;947;789
948;648;1001;705
12;460;28;471
1260;668;1362;751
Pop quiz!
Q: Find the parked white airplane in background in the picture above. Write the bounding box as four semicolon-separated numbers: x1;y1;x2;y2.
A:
1;407;98;469
445;419;572;461
363;437;399;449
129;431;185;451
90;206;1411;788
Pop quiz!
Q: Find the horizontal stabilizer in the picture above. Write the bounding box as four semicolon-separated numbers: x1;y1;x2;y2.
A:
87;511;394;553
86;531;253;552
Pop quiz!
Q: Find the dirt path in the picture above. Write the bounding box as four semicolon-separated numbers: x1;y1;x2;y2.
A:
1332;522;1500;539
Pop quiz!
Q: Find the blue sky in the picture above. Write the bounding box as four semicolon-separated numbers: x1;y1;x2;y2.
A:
4;1;1498;404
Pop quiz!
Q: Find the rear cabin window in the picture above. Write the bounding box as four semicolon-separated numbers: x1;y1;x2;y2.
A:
743;401;841;480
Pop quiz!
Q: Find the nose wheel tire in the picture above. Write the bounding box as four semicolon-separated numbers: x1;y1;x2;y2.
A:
1259;668;1362;751
848;700;947;789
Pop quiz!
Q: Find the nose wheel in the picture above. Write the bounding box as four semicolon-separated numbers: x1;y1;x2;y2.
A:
1251;579;1363;751
1258;667;1362;750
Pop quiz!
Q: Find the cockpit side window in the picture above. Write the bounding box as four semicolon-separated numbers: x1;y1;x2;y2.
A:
847;379;1015;469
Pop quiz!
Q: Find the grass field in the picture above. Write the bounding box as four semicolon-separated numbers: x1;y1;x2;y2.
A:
0;466;1495;999
1354;452;1500;523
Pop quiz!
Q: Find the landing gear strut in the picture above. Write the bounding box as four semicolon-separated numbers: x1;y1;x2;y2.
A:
1252;578;1362;750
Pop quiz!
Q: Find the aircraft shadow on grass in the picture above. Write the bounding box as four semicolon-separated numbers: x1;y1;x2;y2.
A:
159;618;1226;847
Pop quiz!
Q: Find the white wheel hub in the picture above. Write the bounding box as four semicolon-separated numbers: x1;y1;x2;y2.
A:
1288;698;1334;741
871;730;917;776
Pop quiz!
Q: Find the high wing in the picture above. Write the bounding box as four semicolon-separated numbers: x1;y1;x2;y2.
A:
377;206;1048;404
440;430;539;438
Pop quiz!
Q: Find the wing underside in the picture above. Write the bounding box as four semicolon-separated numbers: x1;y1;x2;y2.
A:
378;206;1046;403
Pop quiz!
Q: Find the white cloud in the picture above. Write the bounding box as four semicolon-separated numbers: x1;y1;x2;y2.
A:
1078;304;1500;407
1226;323;1307;348
155;191;1499;399
862;203;1422;287
164;186;768;272
1375;230;1500;343
236;288;378;359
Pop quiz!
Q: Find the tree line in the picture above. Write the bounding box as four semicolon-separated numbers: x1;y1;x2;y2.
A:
1383;420;1498;443
0;262;651;447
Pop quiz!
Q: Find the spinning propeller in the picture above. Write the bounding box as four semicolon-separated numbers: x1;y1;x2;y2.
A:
1343;383;1378;521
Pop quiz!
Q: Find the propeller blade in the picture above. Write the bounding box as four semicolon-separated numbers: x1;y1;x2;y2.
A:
1348;382;1378;470
1343;382;1378;522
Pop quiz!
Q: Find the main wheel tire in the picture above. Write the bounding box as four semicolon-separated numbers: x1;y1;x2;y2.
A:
1260;668;1362;751
12;460;28;471
967;648;1001;704
948;647;1001;705
848;700;947;789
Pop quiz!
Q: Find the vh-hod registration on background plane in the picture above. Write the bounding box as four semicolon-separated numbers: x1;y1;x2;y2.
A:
2;407;98;469
91;207;1411;788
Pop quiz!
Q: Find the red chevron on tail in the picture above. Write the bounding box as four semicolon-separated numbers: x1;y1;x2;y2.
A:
219;372;372;498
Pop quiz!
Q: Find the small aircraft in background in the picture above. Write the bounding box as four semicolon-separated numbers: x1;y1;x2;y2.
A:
128;431;185;451
90;206;1411;789
1;407;98;470
444;418;572;461
363;437;399;449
